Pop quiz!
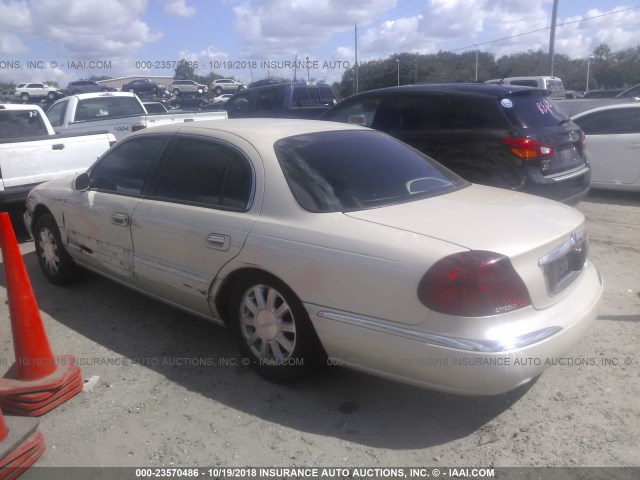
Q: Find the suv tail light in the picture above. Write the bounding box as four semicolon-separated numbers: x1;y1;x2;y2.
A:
132;124;146;132
502;137;554;159
418;251;532;317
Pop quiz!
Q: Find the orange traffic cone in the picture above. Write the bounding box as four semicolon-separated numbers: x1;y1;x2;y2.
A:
0;212;82;416
0;408;45;479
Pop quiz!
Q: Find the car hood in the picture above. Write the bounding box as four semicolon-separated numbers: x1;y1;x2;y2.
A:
343;184;584;258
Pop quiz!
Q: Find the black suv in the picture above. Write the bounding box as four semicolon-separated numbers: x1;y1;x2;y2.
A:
64;80;115;95
121;79;161;95
321;83;591;205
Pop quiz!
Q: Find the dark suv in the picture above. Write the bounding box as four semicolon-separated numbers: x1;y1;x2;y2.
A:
321;83;591;205
64;80;115;95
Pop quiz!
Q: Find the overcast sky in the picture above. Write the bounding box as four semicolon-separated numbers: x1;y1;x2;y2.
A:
1;0;639;85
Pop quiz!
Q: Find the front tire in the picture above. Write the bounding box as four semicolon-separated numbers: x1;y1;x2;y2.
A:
21;93;29;102
33;213;77;285
215;87;223;96
229;273;323;383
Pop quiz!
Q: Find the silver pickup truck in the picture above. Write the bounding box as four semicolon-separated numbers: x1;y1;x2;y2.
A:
46;92;227;140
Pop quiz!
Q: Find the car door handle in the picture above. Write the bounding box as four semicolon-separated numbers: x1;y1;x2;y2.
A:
628;143;640;149
111;213;130;226
206;233;230;251
52;144;65;150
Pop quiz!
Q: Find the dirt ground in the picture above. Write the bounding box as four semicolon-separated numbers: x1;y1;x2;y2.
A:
0;189;638;476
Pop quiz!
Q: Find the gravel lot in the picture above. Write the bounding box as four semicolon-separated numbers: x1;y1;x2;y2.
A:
0;189;638;476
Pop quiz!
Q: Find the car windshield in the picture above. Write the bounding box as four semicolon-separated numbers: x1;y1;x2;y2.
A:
500;94;569;128
274;130;465;213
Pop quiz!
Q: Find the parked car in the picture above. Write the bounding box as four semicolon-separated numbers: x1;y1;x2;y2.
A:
485;76;565;99
142;101;169;114
63;80;115;95
321;83;591;205
23;119;602;395
211;78;246;95
170;93;209;110
224;82;336;119
211;93;234;104
14;83;63;102
616;84;640;98
571;103;640;191
0;90;15;102
121;79;161;95
583;88;626;99
0;103;115;207
46;92;226;140
170;79;208;95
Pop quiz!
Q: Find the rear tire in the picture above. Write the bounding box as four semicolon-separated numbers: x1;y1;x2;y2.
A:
229;273;324;383
33;213;77;285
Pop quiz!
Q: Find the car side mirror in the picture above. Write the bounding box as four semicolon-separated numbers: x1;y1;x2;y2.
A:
73;172;90;191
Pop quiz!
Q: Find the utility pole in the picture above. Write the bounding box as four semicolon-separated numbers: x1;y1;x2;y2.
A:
293;54;297;82
354;24;359;94
474;44;478;82
549;0;559;76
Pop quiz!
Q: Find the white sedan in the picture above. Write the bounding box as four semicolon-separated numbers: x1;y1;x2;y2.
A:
24;119;603;395
571;102;640;191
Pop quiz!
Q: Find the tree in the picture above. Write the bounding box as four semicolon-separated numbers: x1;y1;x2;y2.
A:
174;59;196;80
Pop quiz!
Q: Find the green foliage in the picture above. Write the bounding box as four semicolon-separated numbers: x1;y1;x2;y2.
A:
335;43;640;97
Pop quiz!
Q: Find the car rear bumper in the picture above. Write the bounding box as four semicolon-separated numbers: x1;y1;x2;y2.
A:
523;166;591;205
307;262;603;396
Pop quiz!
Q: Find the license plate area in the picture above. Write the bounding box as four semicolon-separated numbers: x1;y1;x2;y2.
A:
539;232;588;296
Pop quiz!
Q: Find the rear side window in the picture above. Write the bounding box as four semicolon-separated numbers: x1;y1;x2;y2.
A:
153;137;253;210
574;108;640;135
374;94;448;131
275;130;464;212
448;94;503;129
89;136;166;195
500;95;568;128
322;96;383;127
0;109;49;139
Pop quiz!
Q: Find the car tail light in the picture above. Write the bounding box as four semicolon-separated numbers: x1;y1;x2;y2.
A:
418;251;532;317
502;137;554;159
576;130;585;150
132;124;146;132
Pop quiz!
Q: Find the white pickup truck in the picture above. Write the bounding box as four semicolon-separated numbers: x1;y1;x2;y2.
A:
46;92;227;140
0;103;115;206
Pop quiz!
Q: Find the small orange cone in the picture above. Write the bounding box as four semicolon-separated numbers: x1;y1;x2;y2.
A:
0;212;82;416
0;408;45;479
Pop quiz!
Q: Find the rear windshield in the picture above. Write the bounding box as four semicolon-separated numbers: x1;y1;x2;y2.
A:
0;109;49;139
74;96;145;122
500;95;569;128
275;130;464;213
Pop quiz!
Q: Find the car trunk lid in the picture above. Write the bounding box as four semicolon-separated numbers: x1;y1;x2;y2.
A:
343;185;588;310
